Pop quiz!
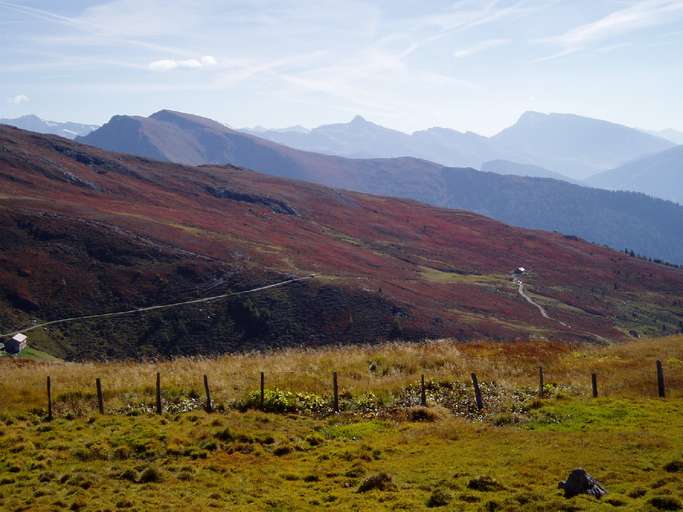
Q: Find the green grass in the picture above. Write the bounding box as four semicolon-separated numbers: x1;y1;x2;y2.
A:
0;347;61;361
1;398;682;511
419;266;510;287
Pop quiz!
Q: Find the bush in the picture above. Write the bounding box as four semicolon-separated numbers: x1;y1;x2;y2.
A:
649;496;682;510
468;476;505;492
664;460;683;473
214;427;234;442
138;466;163;483
407;406;442;422
357;472;396;493
273;445;292;456
237;389;328;414
426;488;452;507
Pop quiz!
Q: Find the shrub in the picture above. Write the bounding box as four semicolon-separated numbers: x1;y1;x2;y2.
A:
426;488;452;507
138;466;163;483
407;406;442;422
357;472;397;493
237;389;328;414
664;460;683;473
119;469;137;482
273;445;292;456
628;487;647;498
468;476;505;492
214;427;234;442
649;496;682;510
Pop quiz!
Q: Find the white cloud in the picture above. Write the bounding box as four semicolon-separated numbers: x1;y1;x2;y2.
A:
539;0;683;60
454;38;510;58
148;55;217;71
9;94;29;104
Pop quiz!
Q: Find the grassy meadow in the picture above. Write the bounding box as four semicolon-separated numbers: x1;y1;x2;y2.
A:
1;336;682;511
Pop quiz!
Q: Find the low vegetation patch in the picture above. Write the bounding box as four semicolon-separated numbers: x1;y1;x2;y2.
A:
0;336;681;510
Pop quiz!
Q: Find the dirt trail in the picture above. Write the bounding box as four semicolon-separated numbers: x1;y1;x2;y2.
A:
0;275;316;339
514;278;569;327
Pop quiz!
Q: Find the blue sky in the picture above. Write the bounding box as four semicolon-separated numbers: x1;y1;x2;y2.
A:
1;0;682;135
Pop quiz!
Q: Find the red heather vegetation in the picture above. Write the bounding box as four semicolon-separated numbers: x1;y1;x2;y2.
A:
1;125;682;358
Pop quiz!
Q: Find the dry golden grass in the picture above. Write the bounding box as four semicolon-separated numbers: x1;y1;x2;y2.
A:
0;335;681;414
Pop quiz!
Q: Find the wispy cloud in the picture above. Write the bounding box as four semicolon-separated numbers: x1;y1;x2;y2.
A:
148;55;217;71
9;94;29;105
539;0;683;60
454;38;510;58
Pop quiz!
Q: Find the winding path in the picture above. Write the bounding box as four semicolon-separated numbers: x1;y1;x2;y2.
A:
0;275;316;339
515;278;569;328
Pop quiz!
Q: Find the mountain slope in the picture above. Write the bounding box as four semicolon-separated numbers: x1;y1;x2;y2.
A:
0;114;98;139
492;111;674;180
646;128;683;145
78;110;683;264
481;159;573;181
5;125;683;357
587;145;683;205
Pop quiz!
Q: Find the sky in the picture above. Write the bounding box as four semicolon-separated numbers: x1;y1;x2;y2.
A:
1;0;682;135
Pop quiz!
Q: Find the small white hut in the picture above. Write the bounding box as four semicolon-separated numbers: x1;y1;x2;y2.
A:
5;333;28;354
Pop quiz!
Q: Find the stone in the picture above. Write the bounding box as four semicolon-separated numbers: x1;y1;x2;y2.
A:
558;468;607;499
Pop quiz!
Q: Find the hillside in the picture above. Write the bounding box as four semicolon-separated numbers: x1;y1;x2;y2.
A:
587;145;683;205
0;114;98;140
492;111;674;180
4;125;683;358
78;110;683;264
480;159;573;181
3;125;683;360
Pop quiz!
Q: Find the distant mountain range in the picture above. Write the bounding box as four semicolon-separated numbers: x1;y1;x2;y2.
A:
646;128;683;145
480;160;575;182
77;110;683;263
4;124;683;358
588;145;683;205
243;111;674;181
0;115;99;140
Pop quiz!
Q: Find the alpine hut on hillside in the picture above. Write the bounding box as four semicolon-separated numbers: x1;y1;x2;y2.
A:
5;333;28;354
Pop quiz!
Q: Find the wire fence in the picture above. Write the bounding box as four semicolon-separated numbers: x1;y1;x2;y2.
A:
20;359;672;422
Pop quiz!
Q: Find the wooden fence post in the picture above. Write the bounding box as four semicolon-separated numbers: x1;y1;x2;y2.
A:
260;371;265;409
538;367;544;399
46;376;53;421
96;378;104;414
471;373;483;411
155;372;162;415
420;374;427;407
656;360;666;398
203;374;213;413
333;371;339;413
591;373;598;398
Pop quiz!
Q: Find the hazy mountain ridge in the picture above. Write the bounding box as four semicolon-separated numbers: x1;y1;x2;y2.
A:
77;110;683;264
490;112;674;180
0;114;99;140
646;128;683;145
587;145;683;205
480;160;574;181
240;111;674;180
